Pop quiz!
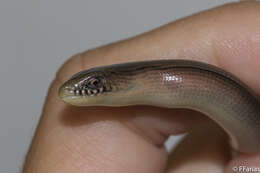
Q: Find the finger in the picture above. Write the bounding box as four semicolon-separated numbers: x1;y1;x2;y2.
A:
166;122;231;173
58;1;260;96
23;1;260;173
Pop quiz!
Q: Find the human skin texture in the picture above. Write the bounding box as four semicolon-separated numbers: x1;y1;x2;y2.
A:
58;59;260;153
23;1;260;173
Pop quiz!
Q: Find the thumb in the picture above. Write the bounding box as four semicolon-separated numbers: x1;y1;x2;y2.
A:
24;1;260;173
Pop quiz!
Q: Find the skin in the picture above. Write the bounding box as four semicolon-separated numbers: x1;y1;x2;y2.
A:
58;59;260;153
23;1;260;173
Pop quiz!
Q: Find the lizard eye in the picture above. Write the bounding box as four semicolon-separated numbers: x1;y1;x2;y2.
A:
86;76;104;89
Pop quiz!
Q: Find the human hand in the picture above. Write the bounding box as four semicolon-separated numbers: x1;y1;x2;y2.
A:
23;1;260;173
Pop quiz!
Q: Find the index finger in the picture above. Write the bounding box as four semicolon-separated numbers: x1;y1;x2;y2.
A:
58;1;260;96
24;1;260;173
